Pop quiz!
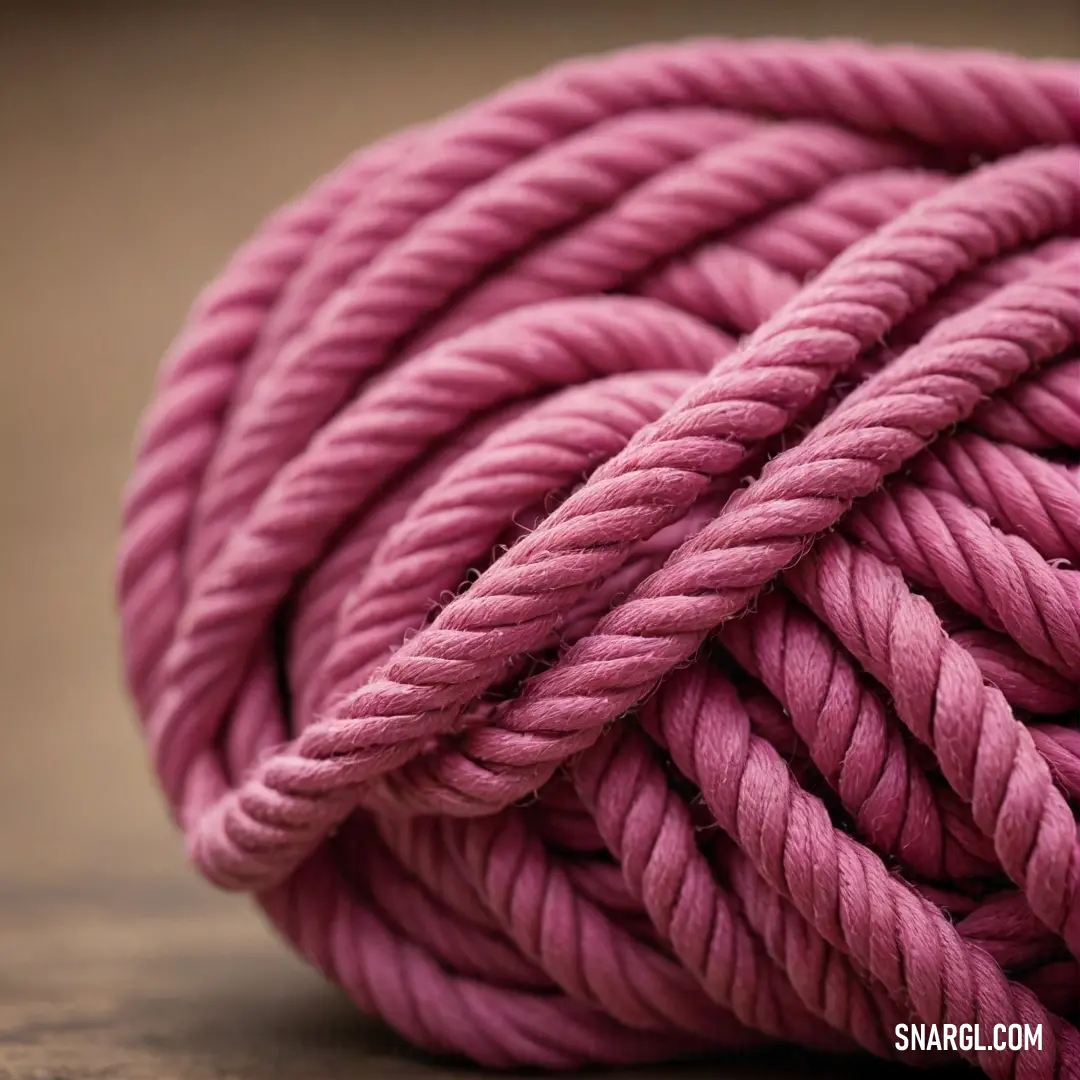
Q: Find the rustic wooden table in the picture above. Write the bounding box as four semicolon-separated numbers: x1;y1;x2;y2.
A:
1;3;1076;1076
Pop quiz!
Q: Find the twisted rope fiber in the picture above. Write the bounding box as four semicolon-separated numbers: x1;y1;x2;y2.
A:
117;38;1080;1075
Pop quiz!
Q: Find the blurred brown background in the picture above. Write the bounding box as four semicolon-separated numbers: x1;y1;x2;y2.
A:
0;2;1077;1077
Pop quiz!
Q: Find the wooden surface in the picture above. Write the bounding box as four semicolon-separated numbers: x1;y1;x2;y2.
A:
1;3;1077;1077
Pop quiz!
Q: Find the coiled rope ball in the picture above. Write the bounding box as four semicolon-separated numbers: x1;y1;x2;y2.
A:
118;37;1080;1078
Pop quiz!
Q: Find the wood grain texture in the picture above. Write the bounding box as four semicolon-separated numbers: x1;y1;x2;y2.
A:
1;2;1076;1076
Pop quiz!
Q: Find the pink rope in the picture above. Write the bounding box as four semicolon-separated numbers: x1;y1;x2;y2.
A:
118;38;1080;1075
